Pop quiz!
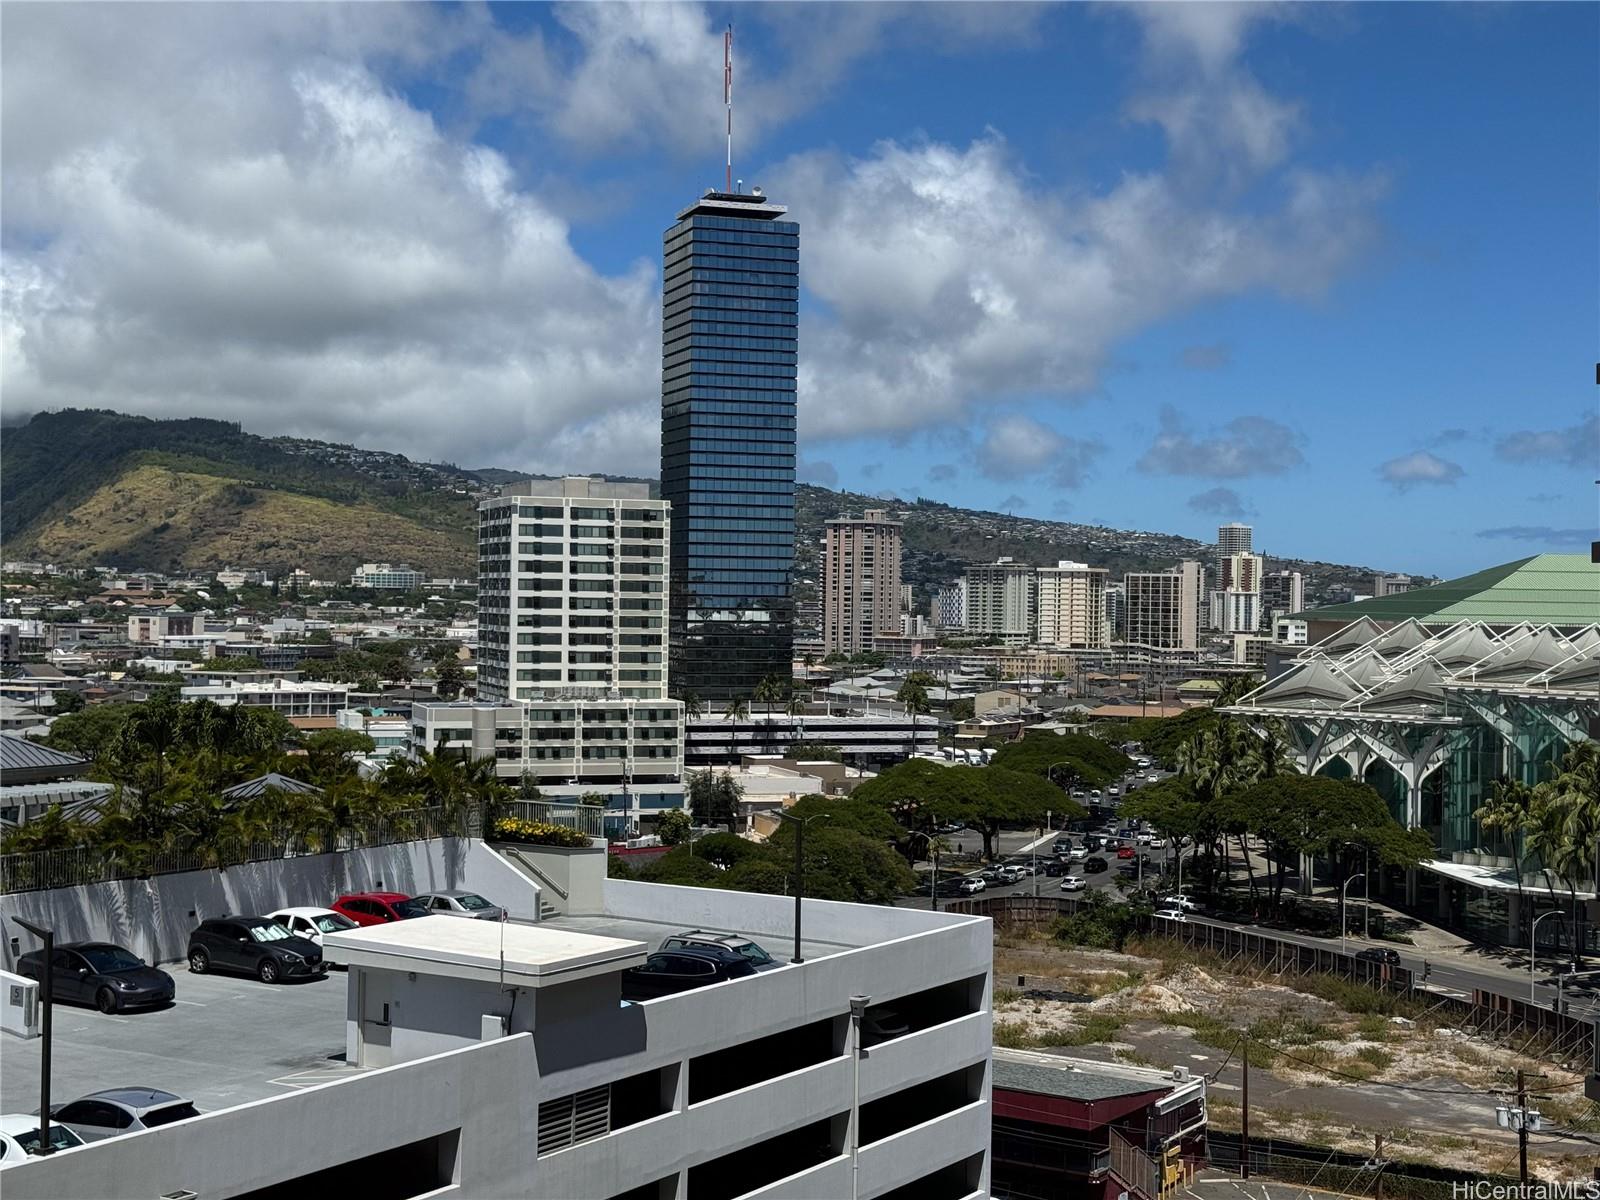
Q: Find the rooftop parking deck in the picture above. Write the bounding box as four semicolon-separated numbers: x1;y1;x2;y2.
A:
0;913;856;1120
0;967;354;1117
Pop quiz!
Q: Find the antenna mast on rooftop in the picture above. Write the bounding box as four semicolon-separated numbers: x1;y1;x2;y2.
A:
724;25;733;192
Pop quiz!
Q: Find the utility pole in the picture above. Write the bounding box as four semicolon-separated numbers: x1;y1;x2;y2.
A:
11;918;55;1156
1516;1068;1528;1186
1240;1030;1251;1180
1374;1133;1386;1200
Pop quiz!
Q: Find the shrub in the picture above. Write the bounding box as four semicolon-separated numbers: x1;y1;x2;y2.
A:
489;817;591;848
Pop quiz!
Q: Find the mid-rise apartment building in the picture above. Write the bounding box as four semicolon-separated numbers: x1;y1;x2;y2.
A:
350;563;425;590
178;678;350;727
1260;569;1305;627
127;610;199;642
1373;573;1413;597
477;478;670;705
1208;589;1262;635
822;509;903;655
1218;551;1262;594
934;580;967;630
1034;560;1109;650
965;559;1036;643
1124;562;1204;650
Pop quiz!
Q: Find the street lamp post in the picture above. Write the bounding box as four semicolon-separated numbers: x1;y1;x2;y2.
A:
1340;873;1367;953
776;811;829;964
1530;910;1563;1002
849;993;871;1200
11;918;55;1156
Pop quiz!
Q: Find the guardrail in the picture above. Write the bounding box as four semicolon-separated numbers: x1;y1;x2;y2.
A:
0;800;603;894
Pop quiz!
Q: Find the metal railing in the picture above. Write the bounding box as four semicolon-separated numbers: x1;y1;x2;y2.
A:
0;800;599;895
1108;1129;1159;1200
491;799;607;840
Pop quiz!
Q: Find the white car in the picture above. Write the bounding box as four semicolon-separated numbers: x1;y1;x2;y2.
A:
1106;786;1120;797
0;1115;84;1165
1160;895;1198;911
267;907;360;966
1147;838;1167;850
957;876;986;895
1067;846;1089;862
1153;908;1188;922
1136;758;1152;769
1136;833;1154;846
1059;876;1086;893
1145;773;1160;783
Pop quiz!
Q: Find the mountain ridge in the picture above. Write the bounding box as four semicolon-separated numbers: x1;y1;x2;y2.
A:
2;410;1415;599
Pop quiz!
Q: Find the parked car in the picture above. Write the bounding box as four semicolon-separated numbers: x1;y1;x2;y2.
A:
1136;758;1152;769
186;917;325;984
1355;947;1401;965
332;891;432;927
412;891;506;921
1089;789;1102;799
50;1089;200;1145
1083;856;1109;874
266;908;360;967
659;930;780;971
861;1007;911;1045
1059;876;1086;892
1116;846;1137;860
620;947;758;1001
1106;786;1120;797
0;1115;84;1164
16;942;174;1014
957;876;986;895
1153;908;1188;922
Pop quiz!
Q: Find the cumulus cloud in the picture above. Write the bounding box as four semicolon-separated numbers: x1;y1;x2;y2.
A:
465;3;1043;159
975;414;1102;489
783;132;1381;440
1494;412;1598;468
1187;487;1252;518
1477;526;1592;547
1179;343;1232;370
1138;408;1303;478
1;4;661;473
927;463;958;484
1377;450;1463;490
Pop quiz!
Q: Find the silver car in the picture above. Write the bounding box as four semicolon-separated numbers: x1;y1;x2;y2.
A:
51;1089;200;1144
411;890;506;921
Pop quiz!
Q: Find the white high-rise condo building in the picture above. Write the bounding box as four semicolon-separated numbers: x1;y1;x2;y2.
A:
964;559;1036;643
822;509;903;655
1124;561;1204;650
1035;561;1109;650
1218;552;1262;594
1216;523;1253;560
477;478;670;704
1208;589;1262;636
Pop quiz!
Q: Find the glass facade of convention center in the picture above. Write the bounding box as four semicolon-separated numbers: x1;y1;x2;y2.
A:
660;191;797;702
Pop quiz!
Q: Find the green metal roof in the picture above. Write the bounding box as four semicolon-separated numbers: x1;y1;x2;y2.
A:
1293;555;1600;627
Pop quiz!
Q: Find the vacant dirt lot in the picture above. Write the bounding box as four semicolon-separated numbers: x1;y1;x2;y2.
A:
991;932;1597;1181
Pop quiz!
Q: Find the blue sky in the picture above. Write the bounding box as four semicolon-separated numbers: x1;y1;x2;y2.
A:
3;2;1595;576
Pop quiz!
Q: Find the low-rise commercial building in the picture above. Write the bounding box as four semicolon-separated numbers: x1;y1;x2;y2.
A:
687;712;939;768
179;678;351;727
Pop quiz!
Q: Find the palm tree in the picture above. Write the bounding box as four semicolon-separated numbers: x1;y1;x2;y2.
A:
723;698;750;721
785;690;807;746
1532;742;1600;965
682;692;704;721
1475;778;1535;937
897;674;933;759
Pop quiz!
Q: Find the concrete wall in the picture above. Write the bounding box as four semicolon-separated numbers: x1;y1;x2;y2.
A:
0;838;541;971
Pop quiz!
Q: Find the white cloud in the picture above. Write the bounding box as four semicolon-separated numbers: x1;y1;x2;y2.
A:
1138;408;1303;478
782;129;1381;441
1;4;660;474
975;415;1102;489
1377;450;1464;490
1494;413;1598;468
1187;487;1253;518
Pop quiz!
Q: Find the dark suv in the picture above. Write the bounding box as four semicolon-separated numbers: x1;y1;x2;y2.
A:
621;946;758;1001
186;917;325;984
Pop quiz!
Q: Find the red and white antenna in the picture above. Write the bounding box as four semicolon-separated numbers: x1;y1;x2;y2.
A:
724;25;733;192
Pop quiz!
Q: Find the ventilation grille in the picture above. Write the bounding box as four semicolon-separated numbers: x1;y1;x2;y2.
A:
537;1084;611;1155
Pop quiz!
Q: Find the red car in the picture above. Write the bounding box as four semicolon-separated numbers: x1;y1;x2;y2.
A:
1116;845;1137;860
331;891;432;927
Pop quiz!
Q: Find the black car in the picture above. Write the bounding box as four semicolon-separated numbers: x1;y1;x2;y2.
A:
1355;947;1401;966
621;946;758;1001
186;917;325;984
1083;856;1109;874
1043;860;1067;877
17;942;175;1014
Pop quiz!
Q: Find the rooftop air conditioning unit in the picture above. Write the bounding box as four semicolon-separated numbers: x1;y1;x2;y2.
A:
1172;1065;1191;1082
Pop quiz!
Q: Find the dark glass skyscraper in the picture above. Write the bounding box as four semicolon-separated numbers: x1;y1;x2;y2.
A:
661;190;798;703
